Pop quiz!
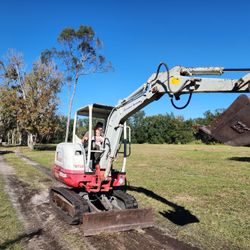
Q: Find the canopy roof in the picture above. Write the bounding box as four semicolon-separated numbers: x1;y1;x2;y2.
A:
76;103;114;119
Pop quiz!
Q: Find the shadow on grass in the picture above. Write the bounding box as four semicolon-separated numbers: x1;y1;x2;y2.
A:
34;144;56;151
0;228;42;249
127;186;199;226
0;150;14;155
228;157;250;163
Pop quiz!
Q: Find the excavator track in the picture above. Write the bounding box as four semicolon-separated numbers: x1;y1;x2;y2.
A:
50;187;154;235
113;190;138;209
49;187;89;225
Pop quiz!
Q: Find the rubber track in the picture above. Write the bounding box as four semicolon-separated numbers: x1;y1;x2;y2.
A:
113;190;138;209
50;187;89;225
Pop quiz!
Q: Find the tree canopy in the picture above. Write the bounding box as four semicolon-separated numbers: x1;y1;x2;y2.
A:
0;50;63;148
128;111;195;144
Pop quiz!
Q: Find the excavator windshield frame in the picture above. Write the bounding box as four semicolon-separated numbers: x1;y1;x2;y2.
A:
72;104;114;171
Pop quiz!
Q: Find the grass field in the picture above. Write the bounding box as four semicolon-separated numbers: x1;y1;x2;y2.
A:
1;144;250;249
124;144;250;249
3;153;51;190
0;173;24;250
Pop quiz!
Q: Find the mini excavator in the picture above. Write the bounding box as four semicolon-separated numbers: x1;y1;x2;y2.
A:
50;63;250;235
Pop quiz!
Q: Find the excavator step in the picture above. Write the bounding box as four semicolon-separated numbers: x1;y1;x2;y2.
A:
199;94;250;146
81;207;154;236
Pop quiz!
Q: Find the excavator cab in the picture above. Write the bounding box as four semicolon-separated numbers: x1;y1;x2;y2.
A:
72;103;132;173
52;103;153;235
72;103;114;172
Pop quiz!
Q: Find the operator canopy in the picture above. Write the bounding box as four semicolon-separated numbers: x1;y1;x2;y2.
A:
76;103;114;119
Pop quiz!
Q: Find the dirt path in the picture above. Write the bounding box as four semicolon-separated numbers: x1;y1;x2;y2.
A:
0;155;78;250
86;227;199;250
0;153;200;250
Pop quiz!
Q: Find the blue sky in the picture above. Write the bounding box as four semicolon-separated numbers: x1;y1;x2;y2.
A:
0;0;249;119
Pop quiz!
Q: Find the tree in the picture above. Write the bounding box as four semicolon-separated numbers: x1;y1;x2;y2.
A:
127;110;145;143
17;60;62;149
42;25;112;142
0;86;19;144
0;50;63;149
128;112;195;144
0;50;26;98
0;50;25;145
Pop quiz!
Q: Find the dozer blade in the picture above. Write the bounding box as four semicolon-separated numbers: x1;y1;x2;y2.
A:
81;208;154;236
200;94;250;146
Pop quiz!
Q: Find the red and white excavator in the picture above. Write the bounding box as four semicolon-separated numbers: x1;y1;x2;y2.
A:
50;63;250;235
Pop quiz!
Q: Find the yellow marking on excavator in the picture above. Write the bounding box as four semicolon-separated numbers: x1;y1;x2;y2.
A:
170;77;181;85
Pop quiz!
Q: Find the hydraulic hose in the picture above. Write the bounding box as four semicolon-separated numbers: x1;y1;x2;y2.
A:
151;62;193;109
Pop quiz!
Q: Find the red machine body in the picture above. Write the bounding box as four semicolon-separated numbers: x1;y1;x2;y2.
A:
53;163;126;192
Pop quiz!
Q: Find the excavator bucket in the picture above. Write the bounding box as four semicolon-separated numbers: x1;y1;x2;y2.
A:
199;94;250;146
81;208;154;236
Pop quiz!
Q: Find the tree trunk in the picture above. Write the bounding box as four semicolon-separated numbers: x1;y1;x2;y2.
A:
18;132;22;145
20;131;27;146
27;133;35;150
65;77;78;142
65;106;71;142
12;128;16;145
7;131;11;145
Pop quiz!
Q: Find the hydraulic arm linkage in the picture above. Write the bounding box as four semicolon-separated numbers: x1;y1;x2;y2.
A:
100;64;250;178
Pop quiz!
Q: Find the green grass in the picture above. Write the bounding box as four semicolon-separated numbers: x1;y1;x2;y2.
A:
0;175;24;250
17;147;55;170
5;144;250;249
124;144;250;250
3;153;52;189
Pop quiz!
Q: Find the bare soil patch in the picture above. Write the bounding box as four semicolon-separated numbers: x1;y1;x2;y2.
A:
87;227;199;250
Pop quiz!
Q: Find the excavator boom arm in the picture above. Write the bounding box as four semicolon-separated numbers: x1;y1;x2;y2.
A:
100;64;250;177
151;66;250;94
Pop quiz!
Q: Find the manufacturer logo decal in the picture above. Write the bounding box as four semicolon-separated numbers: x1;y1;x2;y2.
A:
231;121;250;134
